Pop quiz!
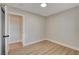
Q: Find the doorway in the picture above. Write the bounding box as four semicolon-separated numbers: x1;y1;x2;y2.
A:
7;13;24;53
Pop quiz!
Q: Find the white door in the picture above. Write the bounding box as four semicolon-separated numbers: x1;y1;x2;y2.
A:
0;5;10;55
0;5;9;55
1;6;5;55
0;6;6;55
5;6;9;55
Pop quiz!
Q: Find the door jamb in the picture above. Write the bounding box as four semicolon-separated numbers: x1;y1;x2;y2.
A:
7;11;26;53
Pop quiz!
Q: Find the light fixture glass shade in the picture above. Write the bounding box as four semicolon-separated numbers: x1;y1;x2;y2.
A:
41;3;47;7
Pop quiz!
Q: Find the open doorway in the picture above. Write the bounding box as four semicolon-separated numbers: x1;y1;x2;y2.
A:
7;13;24;53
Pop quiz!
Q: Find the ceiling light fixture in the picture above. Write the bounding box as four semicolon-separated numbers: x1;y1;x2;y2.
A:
41;3;47;7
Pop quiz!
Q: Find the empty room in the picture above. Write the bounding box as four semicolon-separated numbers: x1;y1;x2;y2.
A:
0;3;79;55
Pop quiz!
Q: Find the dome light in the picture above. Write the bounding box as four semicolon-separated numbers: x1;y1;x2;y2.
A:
41;3;47;7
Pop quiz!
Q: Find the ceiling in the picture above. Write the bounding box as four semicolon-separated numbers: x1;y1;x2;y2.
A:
7;3;79;16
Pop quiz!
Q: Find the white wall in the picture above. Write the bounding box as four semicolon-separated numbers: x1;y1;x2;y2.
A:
46;6;79;50
7;5;79;51
8;14;23;43
7;6;45;45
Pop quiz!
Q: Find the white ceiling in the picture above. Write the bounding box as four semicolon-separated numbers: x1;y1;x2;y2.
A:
7;3;79;16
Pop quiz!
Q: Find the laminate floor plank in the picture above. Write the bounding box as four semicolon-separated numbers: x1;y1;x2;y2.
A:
9;40;79;55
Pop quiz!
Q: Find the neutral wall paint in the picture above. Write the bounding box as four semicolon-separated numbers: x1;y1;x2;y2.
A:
8;14;23;44
7;6;79;51
7;6;45;45
46;6;79;50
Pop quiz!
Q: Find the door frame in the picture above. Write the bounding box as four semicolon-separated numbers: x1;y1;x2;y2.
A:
8;12;25;46
6;9;26;54
0;5;6;55
5;5;8;55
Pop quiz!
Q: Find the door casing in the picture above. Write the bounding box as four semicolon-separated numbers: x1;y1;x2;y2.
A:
5;8;26;54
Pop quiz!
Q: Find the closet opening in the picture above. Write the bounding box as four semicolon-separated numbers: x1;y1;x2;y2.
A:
8;13;24;53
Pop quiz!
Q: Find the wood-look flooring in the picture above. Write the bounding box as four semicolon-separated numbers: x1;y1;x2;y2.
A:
8;40;79;55
9;42;23;52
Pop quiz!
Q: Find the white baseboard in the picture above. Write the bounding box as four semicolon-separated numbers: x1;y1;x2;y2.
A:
24;39;45;46
18;38;79;51
46;38;79;51
8;40;22;44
